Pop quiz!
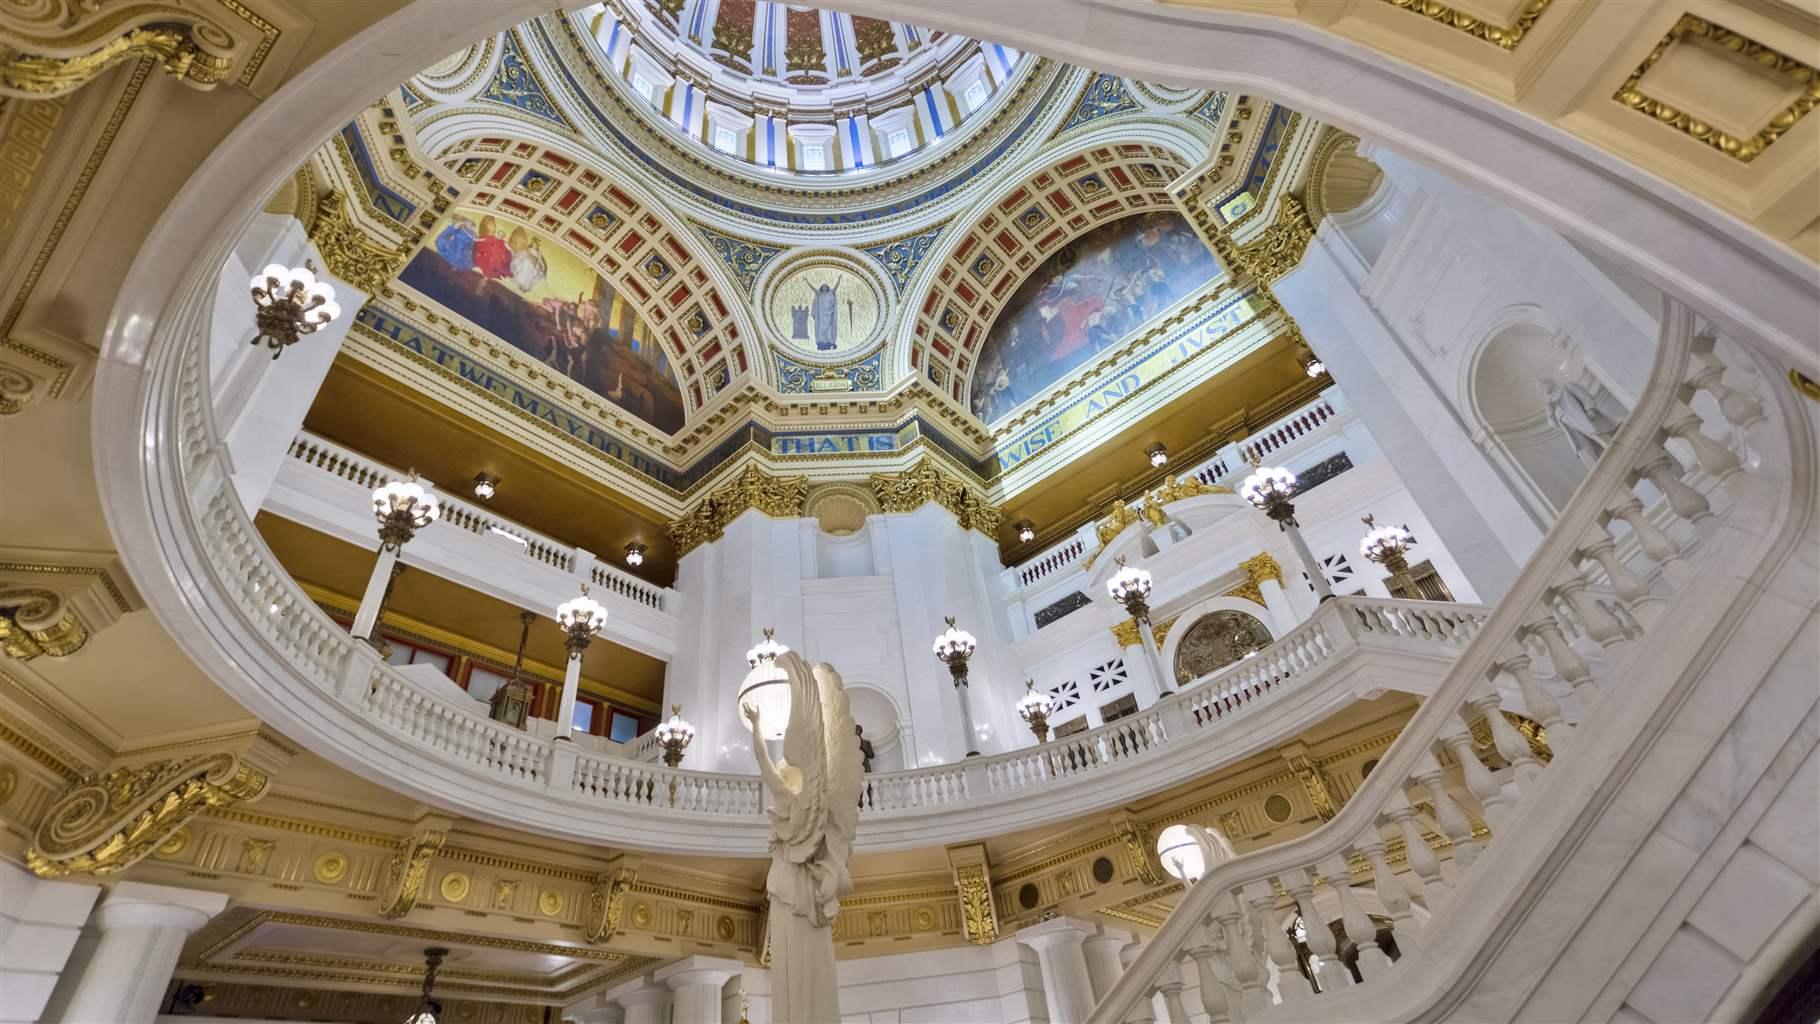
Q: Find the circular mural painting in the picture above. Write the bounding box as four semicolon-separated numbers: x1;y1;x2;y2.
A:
763;255;885;358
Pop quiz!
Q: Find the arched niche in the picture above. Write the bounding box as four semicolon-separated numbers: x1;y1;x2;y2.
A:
1466;317;1627;523
1159;597;1275;687
845;682;907;772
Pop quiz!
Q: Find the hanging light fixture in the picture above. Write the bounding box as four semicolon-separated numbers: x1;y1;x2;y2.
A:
1106;557;1154;621
1360;513;1419;593
249;259;340;359
932;616;982;757
1015;680;1054;743
1303;354;1328;378
624;542;647;567
1239;464;1300;527
471;472;499;500
1146;442;1169;468
1014;519;1037;544
403;947;448;1024
372;472;441;550
556;586;608;658
739;628;792;740
655;703;696;767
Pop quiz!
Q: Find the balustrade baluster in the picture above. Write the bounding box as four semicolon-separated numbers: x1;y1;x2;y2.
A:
1664;403;1742;480
1550;575;1625;650
1492;661;1564;764
1686;345;1765;429
1318;853;1391;980
1468;678;1540;789
1356;831;1418;947
1411;751;1481;872
1580;534;1656;621
1637;449;1711;524
1241;880;1308;1004
1211;891;1271;1013
1280;868;1350;991
1158;972;1191;1024
1439;718;1509;829
1181;932;1236;1022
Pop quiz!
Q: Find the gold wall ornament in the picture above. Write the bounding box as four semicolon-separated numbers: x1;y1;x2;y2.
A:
583;866;637;944
538;888;564;917
1110;617;1141;649
375;828;446;918
866;456;1000;536
1111;812;1165;888
1151;474;1223;505
25;752;270;878
1614;14;1820;165
492;878;518;909
0;762;16;806
438;871;470;903
667;500;723;558
1240;552;1284;590
1283;751;1339;821
0;5;240;99
238;836;275;874
1226;195;1317;284
312;850;348;884
307;191;407;295
953;864;997;945
669;465;810;556
0;587;87;658
1379;0;1552;51
1094;501;1142;547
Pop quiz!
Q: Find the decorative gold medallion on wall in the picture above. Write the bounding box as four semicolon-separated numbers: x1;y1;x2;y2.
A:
631;902;652;929
716;915;736;941
913;906;936;931
313;851;349;884
439;872;471;903
0;763;15;806
154;826;190;859
538;888;564;916
1263;793;1293;823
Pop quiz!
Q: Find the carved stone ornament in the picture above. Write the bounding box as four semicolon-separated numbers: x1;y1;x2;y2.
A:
376;828;448;919
1173;610;1274;680
583;865;638;944
954;863;997;945
0;587;86;659
308;191;407;295
26;753;270;878
867;456;1000;537
1225;194;1317;284
668;465;810;556
1111;813;1165;888
0;2;240;98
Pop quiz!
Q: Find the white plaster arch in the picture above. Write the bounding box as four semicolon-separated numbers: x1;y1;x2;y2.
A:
84;0;1817;856
1158;595;1275;686
844;680;909;772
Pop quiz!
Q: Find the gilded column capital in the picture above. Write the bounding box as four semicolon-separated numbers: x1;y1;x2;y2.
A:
0;587;86;658
376;826;447;919
1283;751;1338;822
584;863;639;944
1227;194;1317;284
25;751;270;878
1110;811;1165;888
0;3;241;98
308;192;407;296
1110;617;1141;648
718;464;808;521
868;456;999;538
668;500;723;558
1240;552;1283;588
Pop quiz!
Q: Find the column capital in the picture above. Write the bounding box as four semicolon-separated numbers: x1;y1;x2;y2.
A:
656;954;743;989
1016;915;1094;950
616;986;672;1009
91;881;228;935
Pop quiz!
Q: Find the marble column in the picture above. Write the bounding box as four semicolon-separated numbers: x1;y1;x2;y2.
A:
567;1005;626;1024
1082;927;1130;1003
1019;917;1096;1024
0;861;100;1024
659;956;741;1024
617;984;673;1024
42;882;227;1024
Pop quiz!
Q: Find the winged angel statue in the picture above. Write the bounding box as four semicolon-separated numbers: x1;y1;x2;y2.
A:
742;651;864;1023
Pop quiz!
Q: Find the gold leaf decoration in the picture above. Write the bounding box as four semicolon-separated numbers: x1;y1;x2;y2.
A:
26;753;268;878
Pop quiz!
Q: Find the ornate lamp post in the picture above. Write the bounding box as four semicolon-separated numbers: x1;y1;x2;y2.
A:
352;472;440;651
1108;557;1172;696
1239;463;1335;603
249;260;341;359
932;616;982;757
655;704;696;767
1360;514;1419;595
738;627;792;741
553;586;607;740
1016;680;1054;743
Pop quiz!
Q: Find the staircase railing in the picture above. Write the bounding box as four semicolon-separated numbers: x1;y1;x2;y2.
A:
1086;304;1787;1022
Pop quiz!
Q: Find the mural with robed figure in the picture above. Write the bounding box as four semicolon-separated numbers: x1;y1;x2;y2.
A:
401;210;686;433
969;211;1221;424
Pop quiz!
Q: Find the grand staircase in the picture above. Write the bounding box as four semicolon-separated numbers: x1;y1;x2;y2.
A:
1087;302;1818;1023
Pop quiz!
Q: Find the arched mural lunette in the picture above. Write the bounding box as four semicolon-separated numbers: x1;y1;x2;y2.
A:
1159;596;1277;687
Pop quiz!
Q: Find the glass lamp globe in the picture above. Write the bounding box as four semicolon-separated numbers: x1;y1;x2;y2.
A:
1107;562;1153;605
1360;519;1416;561
655;705;696;747
555;588;607;636
740;628;792;740
372;475;440;529
1156;823;1208;882
932;618;977;663
1016;683;1054;724
1239;465;1297;509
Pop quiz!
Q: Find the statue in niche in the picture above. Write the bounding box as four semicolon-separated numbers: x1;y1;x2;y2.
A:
1539;377;1622;467
743;651;863;1023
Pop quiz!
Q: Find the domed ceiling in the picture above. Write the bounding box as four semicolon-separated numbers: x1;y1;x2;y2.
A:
301;2;1327;565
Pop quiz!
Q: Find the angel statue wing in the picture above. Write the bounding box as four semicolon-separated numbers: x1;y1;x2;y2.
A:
769;651;864;924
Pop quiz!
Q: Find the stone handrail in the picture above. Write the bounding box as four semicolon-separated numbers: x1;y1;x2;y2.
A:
1085;305;1790;1022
